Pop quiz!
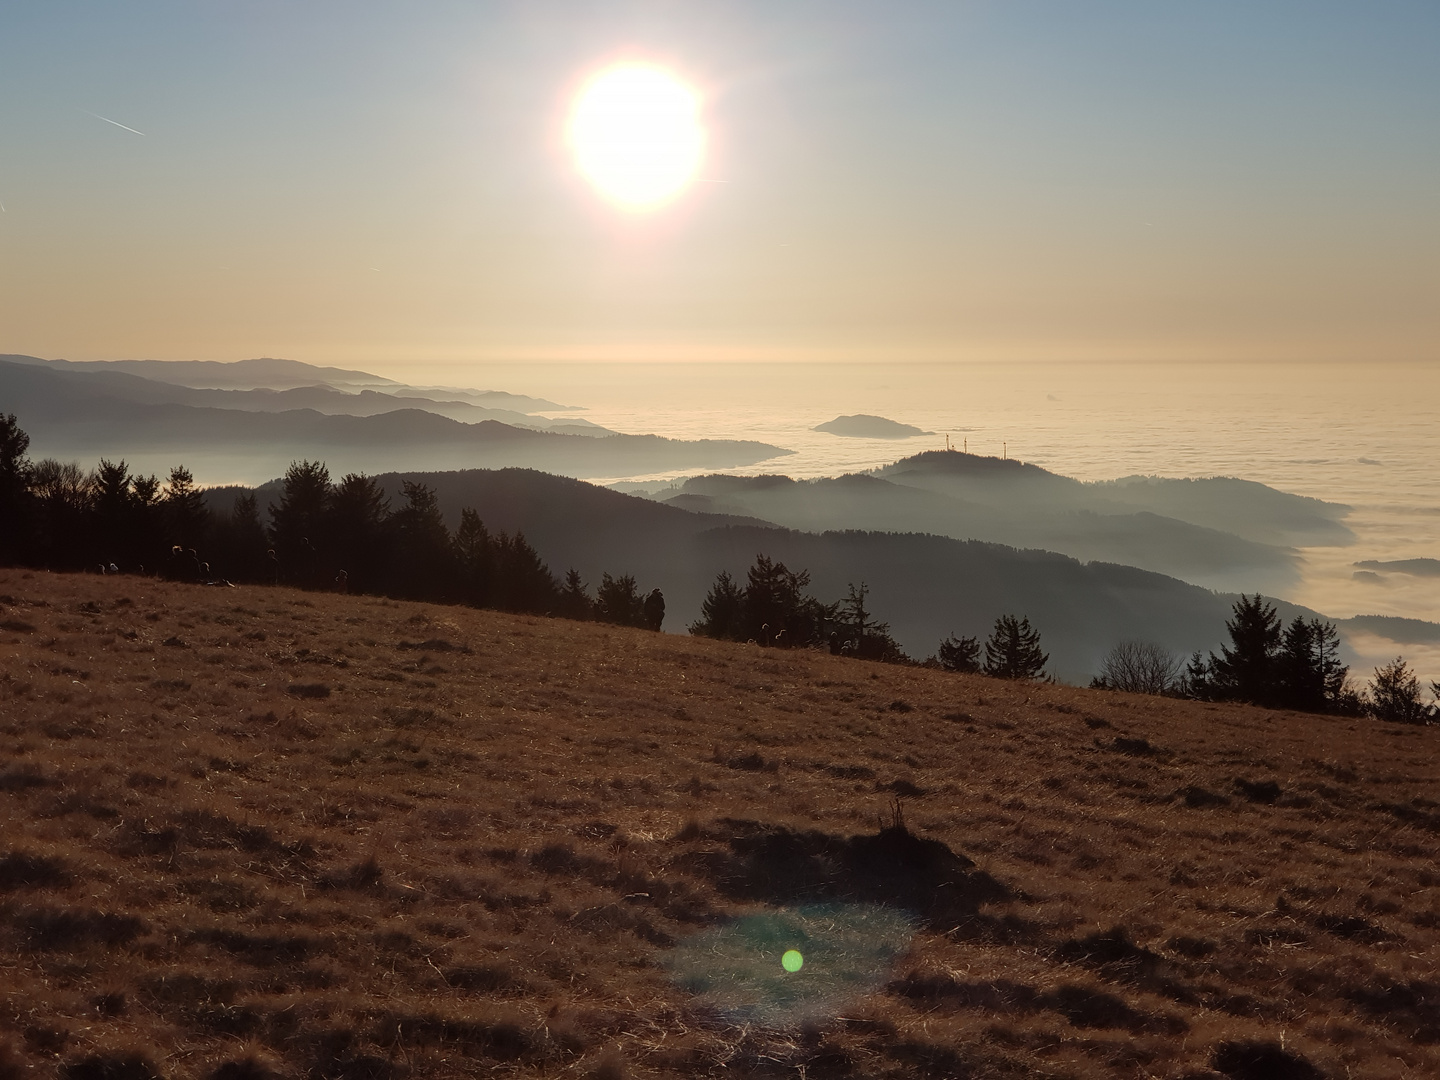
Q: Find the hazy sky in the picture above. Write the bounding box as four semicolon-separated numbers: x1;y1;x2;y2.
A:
2;1;1437;372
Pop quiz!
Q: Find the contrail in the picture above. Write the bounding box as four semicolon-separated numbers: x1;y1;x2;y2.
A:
78;108;145;136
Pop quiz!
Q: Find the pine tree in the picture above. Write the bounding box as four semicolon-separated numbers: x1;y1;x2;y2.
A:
982;615;1048;680
937;634;981;673
0;414;32;565
841;582;871;645
453;509;493;608
1275;616;1349;713
837;581;904;661
90;459;136;567
492;531;558;614
690;569;744;639
389;480;455;600
744;554;809;645
163;465;210;553
0;413;31;499
213;492;269;582
269;461;331;586
595;573;645;627
129;473;165;572
1313;619;1351;709
741;554;831;647
326;473;390;590
1180;651;1213;699
558;569;593;620
1206;594;1282;705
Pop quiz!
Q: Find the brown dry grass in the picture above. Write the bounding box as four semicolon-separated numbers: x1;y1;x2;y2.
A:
0;567;1437;1080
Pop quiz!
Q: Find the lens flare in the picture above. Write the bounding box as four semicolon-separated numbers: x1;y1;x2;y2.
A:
568;63;705;211
665;904;916;1026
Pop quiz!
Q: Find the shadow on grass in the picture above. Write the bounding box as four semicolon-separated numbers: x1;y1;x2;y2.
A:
683;812;1016;935
891;971;1188;1035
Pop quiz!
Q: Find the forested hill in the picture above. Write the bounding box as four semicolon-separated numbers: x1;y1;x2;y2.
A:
667;471;1298;596
224;467;1301;682
875;450;1351;547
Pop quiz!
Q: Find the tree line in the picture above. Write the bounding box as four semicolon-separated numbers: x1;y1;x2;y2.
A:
689;550;1438;723
689;555;1049;677
0;416;664;630
1092;593;1439;724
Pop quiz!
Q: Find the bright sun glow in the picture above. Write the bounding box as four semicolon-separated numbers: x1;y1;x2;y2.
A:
568;63;705;211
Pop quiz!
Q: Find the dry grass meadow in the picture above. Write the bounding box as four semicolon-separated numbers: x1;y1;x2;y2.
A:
1;568;1437;1079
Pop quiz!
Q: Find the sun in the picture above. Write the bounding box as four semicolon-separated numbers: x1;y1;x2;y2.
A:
567;62;706;212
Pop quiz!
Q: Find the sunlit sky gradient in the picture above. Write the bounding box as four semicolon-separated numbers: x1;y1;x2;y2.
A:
1;1;1437;373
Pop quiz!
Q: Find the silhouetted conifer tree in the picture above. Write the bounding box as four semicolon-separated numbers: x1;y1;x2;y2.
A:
211;492;268;582
492;531;558;614
838;581;905;661
1275;617;1349;713
690;569;744;639
163;466;209;554
269;461;331;586
690;557;850;650
326;473;390;591
1206;594;1282;705
90;459;137;568
0;414;33;565
1180;650;1213;699
841;582;872;643
595;572;646;627
982;615;1048;680
741;554;831;647
937;633;981;673
453;508;493;608
389;480;455;599
1184;598;1355;714
129;473;164;572
558;569;593;621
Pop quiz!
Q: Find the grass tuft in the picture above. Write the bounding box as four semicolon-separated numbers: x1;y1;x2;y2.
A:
286;682;331;699
0;851;73;890
1211;1039;1326;1080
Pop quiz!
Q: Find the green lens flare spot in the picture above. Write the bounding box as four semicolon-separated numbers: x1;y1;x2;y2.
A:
781;949;804;973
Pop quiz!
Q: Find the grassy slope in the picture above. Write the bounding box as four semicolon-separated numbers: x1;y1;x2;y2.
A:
0;569;1437;1080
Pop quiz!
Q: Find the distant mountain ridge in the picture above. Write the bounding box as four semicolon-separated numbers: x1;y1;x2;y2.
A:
0;354;575;417
0;355;791;481
0;355;599;430
646;450;1354;595
1;354;398;391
